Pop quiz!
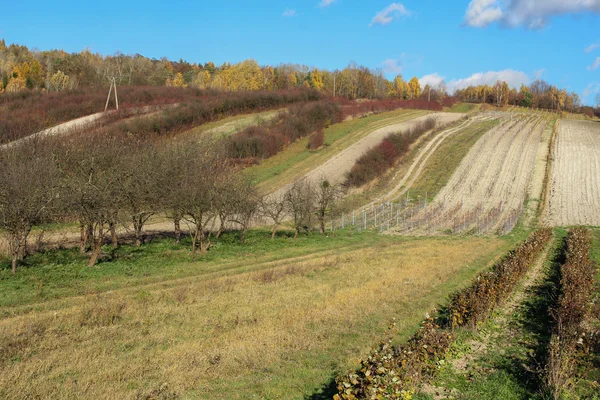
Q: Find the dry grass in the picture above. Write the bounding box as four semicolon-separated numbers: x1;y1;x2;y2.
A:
0;234;508;399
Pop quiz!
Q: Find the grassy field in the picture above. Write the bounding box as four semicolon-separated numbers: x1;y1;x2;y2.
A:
448;103;480;114
0;229;513;399
246;109;428;193
180;109;281;140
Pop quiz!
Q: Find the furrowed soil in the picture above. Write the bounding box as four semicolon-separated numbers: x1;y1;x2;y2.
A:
546;120;600;227
396;114;547;235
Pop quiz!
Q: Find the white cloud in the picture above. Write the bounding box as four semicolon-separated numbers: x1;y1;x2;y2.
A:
319;0;336;7
370;3;411;26
464;0;600;29
589;57;600;71
585;43;600;53
381;59;404;75
419;73;446;88
464;0;503;28
282;9;296;17
446;69;530;93
534;68;545;79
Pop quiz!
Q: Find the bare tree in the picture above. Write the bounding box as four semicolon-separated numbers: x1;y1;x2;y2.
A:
260;194;288;239
315;178;342;235
284;180;316;238
0;139;59;273
165;139;225;254
115;138;161;247
59;134;124;266
226;176;260;243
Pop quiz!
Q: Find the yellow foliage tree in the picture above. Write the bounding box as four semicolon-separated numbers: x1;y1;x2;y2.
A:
193;70;211;89
309;68;324;90
408;77;421;99
288;73;297;88
49;70;70;91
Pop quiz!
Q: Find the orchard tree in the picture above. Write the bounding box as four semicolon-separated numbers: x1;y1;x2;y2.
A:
0;139;59;273
260;194;288;239
315;178;342;235
284;180;316;238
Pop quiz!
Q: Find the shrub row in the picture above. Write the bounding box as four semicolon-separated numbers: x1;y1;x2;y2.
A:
544;228;596;398
335;229;552;399
338;99;443;120
0;87;322;144
225;100;340;159
335;317;452;400
0;86;205;144
113;88;323;136
446;228;553;329
225;98;444;162
345;117;436;187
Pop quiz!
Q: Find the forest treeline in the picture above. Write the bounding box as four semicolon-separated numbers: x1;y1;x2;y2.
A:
2;38;594;117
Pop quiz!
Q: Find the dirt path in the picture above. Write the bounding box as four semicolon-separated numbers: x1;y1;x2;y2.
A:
545;120;600;226
268;112;465;200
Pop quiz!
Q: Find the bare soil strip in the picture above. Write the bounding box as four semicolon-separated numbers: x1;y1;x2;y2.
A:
395;114;546;235
546;120;600;227
268;112;465;200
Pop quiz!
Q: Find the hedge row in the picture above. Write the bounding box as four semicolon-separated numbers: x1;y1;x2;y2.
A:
335;229;552;399
335;317;451;400
225;100;340;160
345;117;436;187
544;228;596;398
338;99;443;119
446;228;553;329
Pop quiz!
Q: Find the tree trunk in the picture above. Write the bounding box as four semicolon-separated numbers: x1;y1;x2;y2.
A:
11;254;17;275
319;216;325;235
174;215;181;244
133;216;142;247
191;225;199;253
215;214;225;238
200;230;209;254
79;221;87;253
110;222;118;248
88;225;104;267
271;224;278;239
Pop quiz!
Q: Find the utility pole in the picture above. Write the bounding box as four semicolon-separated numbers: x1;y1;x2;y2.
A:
104;77;119;112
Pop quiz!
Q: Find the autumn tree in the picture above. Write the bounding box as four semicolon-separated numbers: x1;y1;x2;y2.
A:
408;77;421;99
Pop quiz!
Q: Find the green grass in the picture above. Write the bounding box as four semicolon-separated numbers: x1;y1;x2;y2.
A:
0;227;512;399
448;103;479;113
406;119;499;203
0;229;393;312
181;109;281;140
246;109;427;191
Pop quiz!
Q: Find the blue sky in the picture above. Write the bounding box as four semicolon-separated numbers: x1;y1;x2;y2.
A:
1;0;599;104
